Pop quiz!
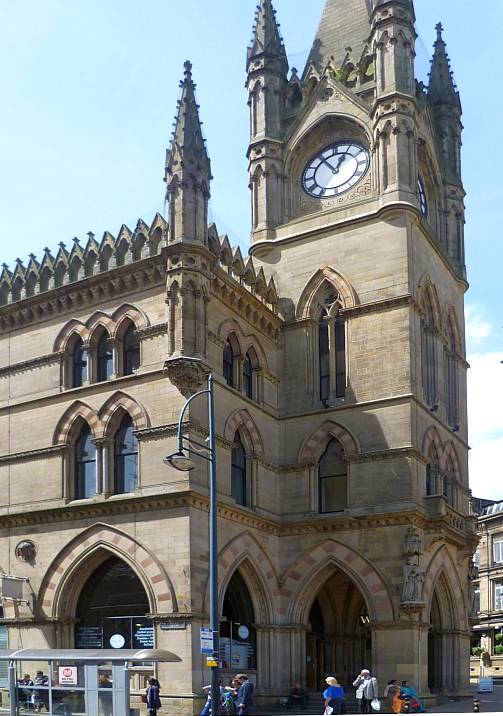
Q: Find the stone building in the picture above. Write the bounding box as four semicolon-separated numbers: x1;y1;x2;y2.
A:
471;501;503;681
0;0;475;712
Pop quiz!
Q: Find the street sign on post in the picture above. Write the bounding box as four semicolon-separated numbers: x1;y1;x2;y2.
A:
200;627;214;656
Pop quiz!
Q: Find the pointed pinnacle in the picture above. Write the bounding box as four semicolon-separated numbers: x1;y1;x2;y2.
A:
435;22;444;41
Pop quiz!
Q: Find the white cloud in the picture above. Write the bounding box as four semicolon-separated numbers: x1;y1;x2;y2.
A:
468;350;503;500
465;304;492;348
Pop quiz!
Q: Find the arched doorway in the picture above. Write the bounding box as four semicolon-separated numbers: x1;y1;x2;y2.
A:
306;570;371;690
428;590;443;693
220;570;257;672
75;555;153;650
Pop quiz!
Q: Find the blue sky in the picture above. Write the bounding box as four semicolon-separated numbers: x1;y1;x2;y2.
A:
0;1;501;498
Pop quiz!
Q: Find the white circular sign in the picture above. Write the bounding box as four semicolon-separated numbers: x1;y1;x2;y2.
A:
237;625;249;640
109;634;126;649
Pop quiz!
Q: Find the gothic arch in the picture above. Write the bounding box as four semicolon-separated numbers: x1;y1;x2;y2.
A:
224;409;264;457
417;274;442;331
53;401;100;445
99;391;150;438
443;304;462;355
422;426;443;461
299;420;359;464
283;539;394;623
214;532;277;623
54;320;90;352
296;267;357;319
86;310;115;335
112;303;149;339
423;545;467;631
38;523;177;619
442;441;461;478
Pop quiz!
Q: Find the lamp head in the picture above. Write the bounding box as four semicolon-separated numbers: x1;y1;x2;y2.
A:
163;450;196;472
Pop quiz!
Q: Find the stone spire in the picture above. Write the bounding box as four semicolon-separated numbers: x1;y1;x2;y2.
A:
304;0;371;76
247;0;288;72
428;23;461;112
165;61;212;245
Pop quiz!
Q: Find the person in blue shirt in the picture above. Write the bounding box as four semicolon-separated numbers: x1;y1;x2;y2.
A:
323;676;345;714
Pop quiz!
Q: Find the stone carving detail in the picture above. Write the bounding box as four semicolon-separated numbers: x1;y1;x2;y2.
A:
468;561;479;617
403;526;424;557
164;357;211;398
401;563;425;605
15;540;36;564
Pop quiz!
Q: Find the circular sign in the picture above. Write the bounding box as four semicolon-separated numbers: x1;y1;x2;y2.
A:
109;634;126;649
237;625;250;640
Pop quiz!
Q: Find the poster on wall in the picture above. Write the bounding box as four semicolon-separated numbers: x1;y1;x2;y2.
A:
58;667;78;686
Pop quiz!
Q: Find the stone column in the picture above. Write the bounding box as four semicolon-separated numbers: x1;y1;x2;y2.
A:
372;621;430;695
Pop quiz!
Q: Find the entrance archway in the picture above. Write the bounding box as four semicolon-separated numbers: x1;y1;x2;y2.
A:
220;570;257;671
75;556;153;650
428;589;443;693
306;570;371;690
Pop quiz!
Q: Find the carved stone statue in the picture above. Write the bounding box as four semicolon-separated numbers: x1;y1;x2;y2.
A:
403;526;424;557
401;564;425;603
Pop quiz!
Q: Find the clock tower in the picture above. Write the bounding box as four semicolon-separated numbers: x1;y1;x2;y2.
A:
246;0;473;698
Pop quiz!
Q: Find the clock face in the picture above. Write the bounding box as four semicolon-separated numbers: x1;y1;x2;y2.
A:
302;141;370;199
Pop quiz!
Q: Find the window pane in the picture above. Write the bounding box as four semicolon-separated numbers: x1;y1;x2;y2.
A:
114;416;138;494
495;583;503;611
243;355;253;399
123;325;140;376
335;314;346;398
223;342;234;387
97;335;113;381
320;475;347;513
231;434;246;506
72;340;87;388
494;539;503;564
75;427;96;499
319;321;330;403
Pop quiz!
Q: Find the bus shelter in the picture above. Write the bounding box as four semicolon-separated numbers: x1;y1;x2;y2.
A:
0;649;181;716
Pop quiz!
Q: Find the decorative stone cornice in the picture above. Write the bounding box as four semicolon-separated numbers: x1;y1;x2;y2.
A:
0;351;63;377
0;444;64;465
137;322;168;340
341;294;412;317
135;422;186;442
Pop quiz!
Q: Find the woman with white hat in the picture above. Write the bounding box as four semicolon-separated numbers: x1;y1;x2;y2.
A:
322;676;345;715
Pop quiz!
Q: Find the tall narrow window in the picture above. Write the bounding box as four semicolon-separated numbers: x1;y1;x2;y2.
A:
494;538;503;565
231;433;247;507
495;583;503;611
75;425;96;500
335;314;346;398
97;333;113;382
72;338;87;388
426;445;441;497
445;320;459;429
223;340;234;388
421;298;437;407
426;464;434;496
123;324;140;376
243;353;253;400
319;439;347;513
114;415;138;494
319;310;330;404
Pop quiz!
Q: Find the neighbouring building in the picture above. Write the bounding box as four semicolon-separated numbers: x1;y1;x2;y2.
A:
471;501;503;681
0;1;476;712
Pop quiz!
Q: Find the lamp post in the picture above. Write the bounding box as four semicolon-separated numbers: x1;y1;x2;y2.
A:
164;370;220;716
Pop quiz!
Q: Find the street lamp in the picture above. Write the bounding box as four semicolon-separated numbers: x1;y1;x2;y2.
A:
164;368;221;716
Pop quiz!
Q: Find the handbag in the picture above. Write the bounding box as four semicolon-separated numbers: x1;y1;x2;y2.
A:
141;694;147;704
371;697;381;712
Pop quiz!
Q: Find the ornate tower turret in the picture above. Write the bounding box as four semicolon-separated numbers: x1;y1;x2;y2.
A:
164;62;212;360
371;0;418;205
165;61;212;245
247;0;288;241
428;23;465;275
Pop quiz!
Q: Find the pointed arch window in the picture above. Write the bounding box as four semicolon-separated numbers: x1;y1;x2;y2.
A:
426;444;441;497
317;290;346;405
123;323;140;376
97;332;114;382
231;432;247;507
74;425;96;500
72;338;87;388
444;320;459;430
421;295;438;408
223;339;235;388
319;439;347;513
114;414;138;495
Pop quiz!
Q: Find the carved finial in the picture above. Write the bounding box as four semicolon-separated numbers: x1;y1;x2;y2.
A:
87;231;95;241
183;60;193;79
29;253;37;261
72;237;80;245
435;22;444;41
58;242;66;249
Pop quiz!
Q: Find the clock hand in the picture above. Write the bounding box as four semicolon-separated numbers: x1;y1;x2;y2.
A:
333;155;346;174
320;157;339;173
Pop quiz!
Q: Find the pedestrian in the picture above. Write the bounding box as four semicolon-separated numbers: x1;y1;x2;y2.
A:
146;677;161;716
99;674;113;716
235;673;254;716
323;676;345;715
286;682;308;711
383;680;399;713
199;681;225;716
33;670;49;712
352;669;378;714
